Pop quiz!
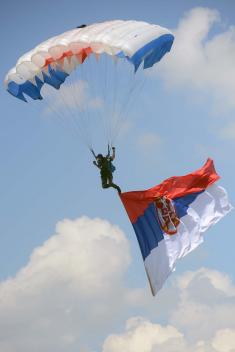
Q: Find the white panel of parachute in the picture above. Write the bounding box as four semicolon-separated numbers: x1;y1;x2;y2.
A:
4;20;174;102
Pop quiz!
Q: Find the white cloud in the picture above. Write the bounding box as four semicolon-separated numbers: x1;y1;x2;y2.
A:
0;216;132;352
170;268;235;343
158;7;235;110
212;328;235;352
102;267;235;352
0;215;234;352
177;267;235;296
102;317;185;352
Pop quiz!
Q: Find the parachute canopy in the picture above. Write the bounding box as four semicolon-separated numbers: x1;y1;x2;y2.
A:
4;20;174;102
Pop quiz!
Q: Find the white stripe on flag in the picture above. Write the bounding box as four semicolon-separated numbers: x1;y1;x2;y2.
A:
144;184;233;295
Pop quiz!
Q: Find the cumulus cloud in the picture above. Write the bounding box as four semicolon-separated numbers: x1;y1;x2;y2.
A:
102;267;235;352
0;216;132;352
102;317;185;352
158;7;235;110
170;268;235;344
212;328;235;352
0;215;234;352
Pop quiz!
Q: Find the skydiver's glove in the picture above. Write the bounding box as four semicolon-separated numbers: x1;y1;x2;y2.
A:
93;161;97;165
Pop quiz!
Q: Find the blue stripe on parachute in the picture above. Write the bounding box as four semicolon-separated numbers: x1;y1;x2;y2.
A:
116;33;174;72
42;64;69;89
7;65;69;102
116;34;174;72
131;34;174;72
7;80;42;101
133;191;202;260
7;81;27;102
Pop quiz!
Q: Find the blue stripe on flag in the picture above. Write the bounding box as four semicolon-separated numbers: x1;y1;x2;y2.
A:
133;191;202;260
173;191;203;218
133;203;164;260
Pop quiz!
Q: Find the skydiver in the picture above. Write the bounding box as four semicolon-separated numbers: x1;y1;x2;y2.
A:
92;146;121;194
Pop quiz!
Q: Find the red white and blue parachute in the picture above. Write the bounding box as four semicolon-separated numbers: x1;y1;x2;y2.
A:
4;20;174;101
4;20;174;148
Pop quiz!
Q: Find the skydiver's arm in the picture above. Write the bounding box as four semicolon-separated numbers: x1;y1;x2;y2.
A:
110;147;116;161
93;160;99;168
90;149;97;159
107;144;111;157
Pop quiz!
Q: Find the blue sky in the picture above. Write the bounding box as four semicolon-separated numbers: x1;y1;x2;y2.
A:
0;1;235;351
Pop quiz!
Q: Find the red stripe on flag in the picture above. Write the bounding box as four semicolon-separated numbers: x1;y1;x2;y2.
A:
120;159;220;224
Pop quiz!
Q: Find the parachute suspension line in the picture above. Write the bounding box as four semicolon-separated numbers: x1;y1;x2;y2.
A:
41;90;77;138
40;91;91;148
30;96;75;141
109;63;137;144
89;53;112;149
81;54;100;149
111;59;131;143
99;55;108;146
72;67;94;150
94;53;108;149
72;61;94;149
86;53;110;149
117;75;147;142
71;80;93;150
112;61;140;141
80;54;95;147
103;53;113;148
109;57;119;147
40;54;146;152
54;64;92;148
112;70;147;145
55;75;93;150
61;56;100;151
72;53;110;151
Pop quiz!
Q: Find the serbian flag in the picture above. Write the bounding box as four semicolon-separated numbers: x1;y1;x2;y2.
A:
120;159;232;296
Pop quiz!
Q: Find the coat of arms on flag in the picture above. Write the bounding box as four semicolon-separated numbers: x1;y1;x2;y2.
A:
154;196;180;235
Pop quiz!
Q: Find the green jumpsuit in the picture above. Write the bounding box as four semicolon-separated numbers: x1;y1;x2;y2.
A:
94;155;121;193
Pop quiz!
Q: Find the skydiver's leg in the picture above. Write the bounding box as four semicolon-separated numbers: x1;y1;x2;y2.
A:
107;174;121;194
110;182;122;194
101;176;110;189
